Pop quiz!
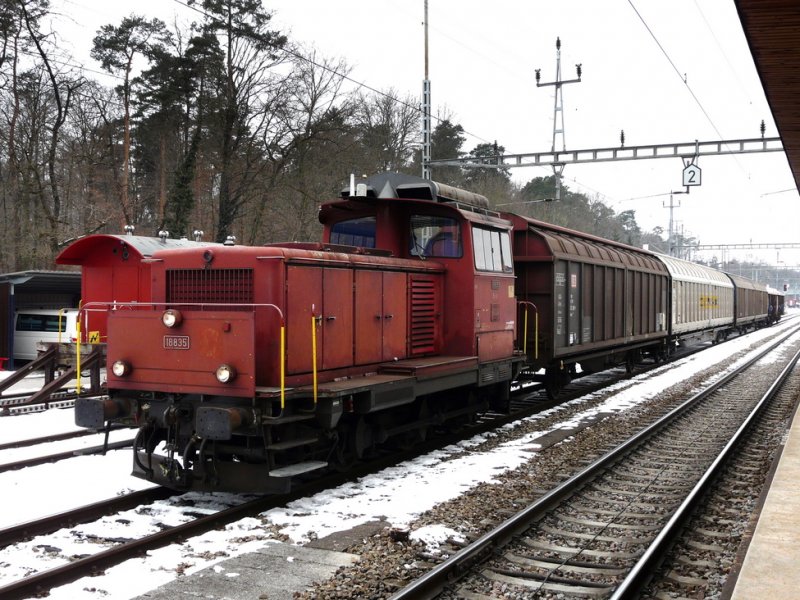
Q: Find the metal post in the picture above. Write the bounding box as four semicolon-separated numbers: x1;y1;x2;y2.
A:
421;0;432;180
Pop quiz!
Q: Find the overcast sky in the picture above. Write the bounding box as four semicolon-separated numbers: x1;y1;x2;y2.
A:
48;0;800;269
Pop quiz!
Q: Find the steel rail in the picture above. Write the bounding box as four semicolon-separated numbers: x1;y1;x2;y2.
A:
0;439;133;473
0;429;95;451
0;487;175;549
611;343;800;598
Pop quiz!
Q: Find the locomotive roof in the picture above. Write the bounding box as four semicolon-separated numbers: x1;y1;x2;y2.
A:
340;172;491;210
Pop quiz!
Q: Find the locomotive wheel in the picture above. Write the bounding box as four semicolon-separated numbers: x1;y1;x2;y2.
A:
334;416;371;469
416;399;430;442
487;383;511;413
332;430;356;471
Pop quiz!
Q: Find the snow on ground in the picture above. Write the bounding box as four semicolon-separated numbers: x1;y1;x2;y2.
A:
0;315;797;599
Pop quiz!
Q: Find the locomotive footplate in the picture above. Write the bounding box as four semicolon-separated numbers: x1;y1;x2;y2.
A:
290;356;483;414
131;448;322;494
378;355;478;377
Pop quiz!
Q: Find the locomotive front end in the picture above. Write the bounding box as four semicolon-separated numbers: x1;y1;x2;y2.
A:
76;304;267;490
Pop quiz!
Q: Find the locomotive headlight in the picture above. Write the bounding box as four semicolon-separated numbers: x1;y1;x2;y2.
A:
111;360;131;377
215;364;237;383
162;309;183;328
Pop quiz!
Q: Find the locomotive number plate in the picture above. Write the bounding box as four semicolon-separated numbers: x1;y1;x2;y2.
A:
163;335;190;350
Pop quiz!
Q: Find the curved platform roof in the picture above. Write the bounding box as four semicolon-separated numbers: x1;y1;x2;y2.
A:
56;234;218;265
736;0;800;190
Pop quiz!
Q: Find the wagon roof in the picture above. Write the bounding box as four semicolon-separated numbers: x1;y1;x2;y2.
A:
655;253;734;286
511;214;667;273
725;271;768;292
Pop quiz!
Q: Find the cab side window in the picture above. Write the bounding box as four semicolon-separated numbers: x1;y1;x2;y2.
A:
410;215;462;258
472;227;513;273
330;217;376;248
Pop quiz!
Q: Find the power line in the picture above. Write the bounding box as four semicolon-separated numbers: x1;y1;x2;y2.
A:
168;0;495;147
627;1;722;138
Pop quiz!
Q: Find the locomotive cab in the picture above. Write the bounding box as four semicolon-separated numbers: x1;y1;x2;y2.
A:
321;173;517;364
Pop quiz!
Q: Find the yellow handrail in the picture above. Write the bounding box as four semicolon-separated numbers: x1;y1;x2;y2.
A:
518;301;539;361
311;312;318;405
76;318;82;394
280;322;286;410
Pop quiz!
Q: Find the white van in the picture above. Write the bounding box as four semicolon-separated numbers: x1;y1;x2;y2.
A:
13;309;80;361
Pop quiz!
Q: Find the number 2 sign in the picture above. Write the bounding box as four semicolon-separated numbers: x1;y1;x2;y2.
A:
683;164;701;187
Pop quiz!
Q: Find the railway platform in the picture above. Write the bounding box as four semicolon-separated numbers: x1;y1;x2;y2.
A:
728;399;800;598
133;542;357;600
131;520;386;600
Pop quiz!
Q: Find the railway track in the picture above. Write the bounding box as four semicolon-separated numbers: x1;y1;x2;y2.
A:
0;389;100;416
0;424;135;473
0;487;176;549
388;326;800;599
0;438;133;473
2;325;795;599
0;428;101;451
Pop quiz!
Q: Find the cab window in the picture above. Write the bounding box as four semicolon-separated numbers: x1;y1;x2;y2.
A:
472;227;513;273
330;217;376;248
410;215;462;258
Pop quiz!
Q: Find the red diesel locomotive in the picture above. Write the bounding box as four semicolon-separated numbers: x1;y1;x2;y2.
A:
76;174;519;493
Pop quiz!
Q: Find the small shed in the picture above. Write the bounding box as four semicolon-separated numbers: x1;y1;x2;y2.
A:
55;234;218;344
0;270;82;368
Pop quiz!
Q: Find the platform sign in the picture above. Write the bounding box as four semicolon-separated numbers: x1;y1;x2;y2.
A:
683;164;701;187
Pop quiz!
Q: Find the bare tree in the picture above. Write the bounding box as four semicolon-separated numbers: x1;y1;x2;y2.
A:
244;48;354;244
91;15;170;228
351;88;420;174
192;0;287;242
19;0;83;258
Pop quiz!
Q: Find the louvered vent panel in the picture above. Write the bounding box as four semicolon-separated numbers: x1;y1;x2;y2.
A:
409;275;439;355
167;269;254;306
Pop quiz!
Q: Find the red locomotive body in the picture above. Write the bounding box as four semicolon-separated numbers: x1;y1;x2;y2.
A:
76;174;520;493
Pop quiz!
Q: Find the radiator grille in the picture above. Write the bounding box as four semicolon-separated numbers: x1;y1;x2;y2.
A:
409;275;440;356
167;269;254;305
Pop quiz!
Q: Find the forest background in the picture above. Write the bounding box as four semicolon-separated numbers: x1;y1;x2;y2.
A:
0;0;789;289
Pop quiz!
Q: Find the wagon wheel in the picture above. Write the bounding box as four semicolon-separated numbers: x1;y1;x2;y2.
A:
544;367;563;400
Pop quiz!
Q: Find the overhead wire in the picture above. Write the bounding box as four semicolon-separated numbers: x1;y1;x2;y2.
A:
17;0;493;144
168;0;496;147
626;0;751;179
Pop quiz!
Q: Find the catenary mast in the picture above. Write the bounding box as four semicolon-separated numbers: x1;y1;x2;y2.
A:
422;0;432;180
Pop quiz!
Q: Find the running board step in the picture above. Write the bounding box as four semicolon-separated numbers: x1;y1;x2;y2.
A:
269;461;328;478
266;436;320;451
